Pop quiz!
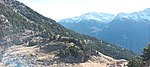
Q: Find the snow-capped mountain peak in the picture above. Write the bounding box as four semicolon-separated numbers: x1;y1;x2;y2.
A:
115;8;150;22
80;12;115;23
59;12;115;23
143;8;150;13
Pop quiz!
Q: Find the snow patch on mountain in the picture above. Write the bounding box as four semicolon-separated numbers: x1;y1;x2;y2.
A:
84;14;102;21
115;8;150;22
59;12;116;23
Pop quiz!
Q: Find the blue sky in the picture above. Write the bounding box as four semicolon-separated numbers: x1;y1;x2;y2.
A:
18;0;150;20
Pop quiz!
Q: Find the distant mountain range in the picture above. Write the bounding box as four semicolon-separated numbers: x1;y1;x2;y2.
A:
59;8;150;53
59;12;115;37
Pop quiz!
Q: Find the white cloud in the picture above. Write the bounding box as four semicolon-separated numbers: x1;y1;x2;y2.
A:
17;0;150;20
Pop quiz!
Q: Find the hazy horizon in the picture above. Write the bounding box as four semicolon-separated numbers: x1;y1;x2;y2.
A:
18;0;150;20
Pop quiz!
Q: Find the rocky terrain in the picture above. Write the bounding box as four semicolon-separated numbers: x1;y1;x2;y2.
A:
0;45;128;67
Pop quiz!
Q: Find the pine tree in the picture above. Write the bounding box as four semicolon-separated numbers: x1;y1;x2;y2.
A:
128;43;150;67
127;56;143;67
142;43;150;61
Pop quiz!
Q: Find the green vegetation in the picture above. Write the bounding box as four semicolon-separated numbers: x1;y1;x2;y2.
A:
127;56;143;67
128;43;150;67
142;43;150;62
58;45;89;63
60;45;88;57
59;45;81;57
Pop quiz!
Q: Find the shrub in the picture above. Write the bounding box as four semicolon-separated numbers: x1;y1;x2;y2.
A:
127;56;143;67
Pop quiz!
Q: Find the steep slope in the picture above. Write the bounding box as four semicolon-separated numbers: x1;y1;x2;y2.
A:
59;12;115;37
0;0;136;66
98;8;150;53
